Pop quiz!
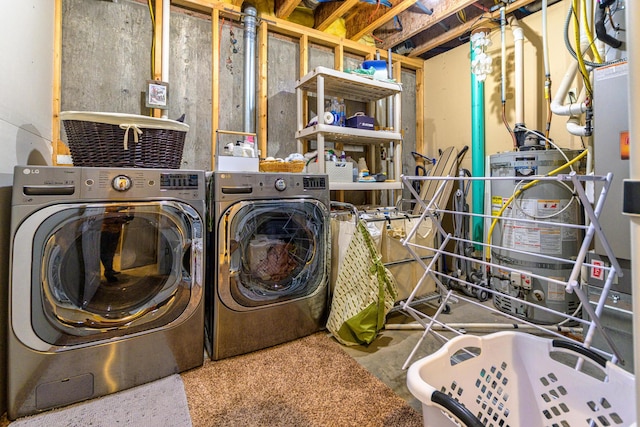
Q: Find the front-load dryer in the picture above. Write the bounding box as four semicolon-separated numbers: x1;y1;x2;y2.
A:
206;172;330;360
7;166;206;419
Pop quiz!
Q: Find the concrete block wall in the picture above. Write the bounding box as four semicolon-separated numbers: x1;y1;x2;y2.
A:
60;0;418;175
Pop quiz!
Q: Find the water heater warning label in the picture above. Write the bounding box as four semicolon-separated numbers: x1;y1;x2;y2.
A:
493;197;578;255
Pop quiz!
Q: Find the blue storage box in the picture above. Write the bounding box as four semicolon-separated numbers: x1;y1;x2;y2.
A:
346;114;374;130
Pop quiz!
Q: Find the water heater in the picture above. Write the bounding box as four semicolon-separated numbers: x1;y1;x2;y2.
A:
489;150;586;324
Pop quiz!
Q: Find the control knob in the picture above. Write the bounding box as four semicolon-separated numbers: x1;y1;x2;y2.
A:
112;175;132;191
274;178;287;191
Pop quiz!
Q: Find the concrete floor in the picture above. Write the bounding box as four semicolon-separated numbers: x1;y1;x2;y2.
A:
341;293;552;413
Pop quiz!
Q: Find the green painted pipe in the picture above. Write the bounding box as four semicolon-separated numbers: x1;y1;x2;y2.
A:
470;42;485;247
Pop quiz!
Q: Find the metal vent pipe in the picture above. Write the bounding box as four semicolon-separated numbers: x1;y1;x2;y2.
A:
243;4;257;135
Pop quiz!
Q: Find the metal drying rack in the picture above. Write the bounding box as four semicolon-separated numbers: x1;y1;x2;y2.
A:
329;200;447;311
397;172;624;370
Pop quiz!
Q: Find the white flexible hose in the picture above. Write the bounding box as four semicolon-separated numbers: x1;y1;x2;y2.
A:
509;16;524;126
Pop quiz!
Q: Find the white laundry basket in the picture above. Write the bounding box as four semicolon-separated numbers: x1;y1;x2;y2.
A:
407;331;636;427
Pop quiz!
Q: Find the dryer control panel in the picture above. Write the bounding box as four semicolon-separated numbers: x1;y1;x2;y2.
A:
213;172;329;206
303;176;326;190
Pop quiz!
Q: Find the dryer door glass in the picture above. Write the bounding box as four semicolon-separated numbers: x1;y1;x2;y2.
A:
222;199;328;307
32;201;203;346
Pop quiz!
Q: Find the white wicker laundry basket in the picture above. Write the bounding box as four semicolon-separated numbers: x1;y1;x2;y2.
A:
407;331;636;427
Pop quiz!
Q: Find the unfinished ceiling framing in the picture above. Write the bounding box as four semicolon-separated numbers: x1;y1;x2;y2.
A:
173;0;548;59
275;0;545;58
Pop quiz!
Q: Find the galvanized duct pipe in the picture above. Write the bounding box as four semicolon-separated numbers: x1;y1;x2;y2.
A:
387;48;393;130
243;4;257;134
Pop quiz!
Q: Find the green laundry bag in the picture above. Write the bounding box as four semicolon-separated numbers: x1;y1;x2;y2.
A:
327;220;398;346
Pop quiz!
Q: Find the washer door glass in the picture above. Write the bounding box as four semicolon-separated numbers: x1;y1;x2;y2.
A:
32;201;202;346
221;199;328;307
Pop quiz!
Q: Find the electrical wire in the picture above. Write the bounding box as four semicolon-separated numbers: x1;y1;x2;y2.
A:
148;0;156;78
369;32;384;44
580;0;603;64
544;78;552;143
486;150;589;260
563;1;624;68
458;13;495;44
511;179;579;220
515;125;574;168
498;6;517;149
367;0;382;25
502;103;517;149
541;0;552;143
457;9;467;24
571;0;593;98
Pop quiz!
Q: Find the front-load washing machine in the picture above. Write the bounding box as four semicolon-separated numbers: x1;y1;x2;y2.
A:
206;172;330;360
8;166;206;419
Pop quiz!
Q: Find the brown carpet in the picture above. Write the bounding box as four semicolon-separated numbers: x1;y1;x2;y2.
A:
181;332;424;427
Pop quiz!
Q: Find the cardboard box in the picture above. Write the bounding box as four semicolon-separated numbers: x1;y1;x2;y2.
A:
346;114;374;130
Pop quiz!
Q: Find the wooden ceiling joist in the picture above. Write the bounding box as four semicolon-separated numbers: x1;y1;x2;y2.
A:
171;0;217;13
171;0;548;59
407;0;539;57
171;0;243;19
314;0;360;32
263;11;424;68
275;0;301;20
376;0;483;50
346;0;417;41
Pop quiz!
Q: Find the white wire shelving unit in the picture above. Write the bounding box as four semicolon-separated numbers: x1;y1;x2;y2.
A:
398;172;625;371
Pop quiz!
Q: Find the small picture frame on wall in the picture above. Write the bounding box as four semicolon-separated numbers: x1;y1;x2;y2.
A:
146;80;169;109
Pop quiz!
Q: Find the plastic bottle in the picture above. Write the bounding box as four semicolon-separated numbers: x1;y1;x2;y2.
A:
340;151;346;163
358;157;368;172
330;98;340;125
337;98;346;126
233;141;243;157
